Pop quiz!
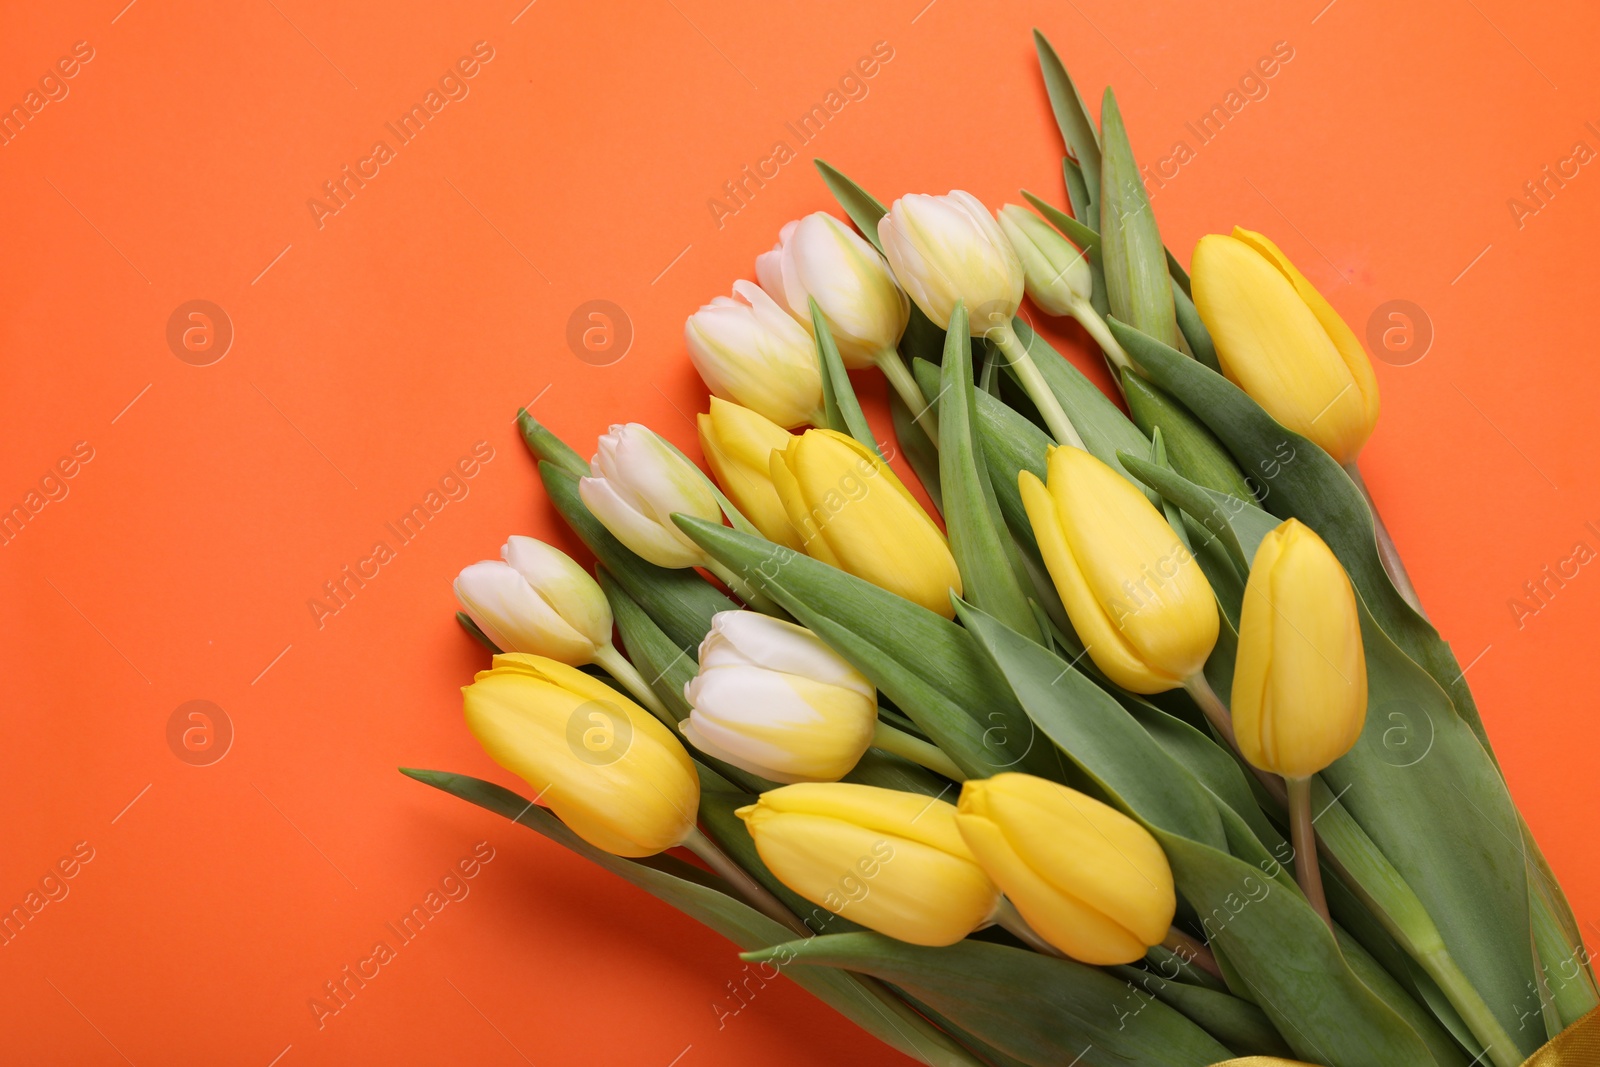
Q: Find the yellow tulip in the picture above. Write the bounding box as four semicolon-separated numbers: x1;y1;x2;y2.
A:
1232;519;1367;778
462;653;699;857
1191;227;1380;465
1019;446;1218;693
697;398;801;551
737;783;998;946
770;429;962;618
956;774;1175;964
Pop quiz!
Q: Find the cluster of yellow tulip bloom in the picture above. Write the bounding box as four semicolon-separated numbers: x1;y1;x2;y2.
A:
419;30;1592;1067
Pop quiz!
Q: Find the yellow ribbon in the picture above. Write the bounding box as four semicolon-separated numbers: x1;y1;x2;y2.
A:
1209;1007;1600;1066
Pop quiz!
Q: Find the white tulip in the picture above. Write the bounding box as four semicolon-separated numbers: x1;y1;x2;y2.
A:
684;280;823;430
579;424;722;569
877;191;1023;338
453;537;613;664
756;212;909;369
682;611;877;783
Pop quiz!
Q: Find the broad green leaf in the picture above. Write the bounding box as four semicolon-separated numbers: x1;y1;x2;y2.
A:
1106;963;1294;1058
1061;159;1093;241
747;933;1233;1067
675;517;1052;781
1004;318;1151;481
890;387;943;515
939;308;1039;638
1098;89;1181;350
812;297;881;457
517;408;589;478
1033;31;1102;211
1110;317;1491;747
402;771;980;1067
540;461;735;652
1122;371;1252;500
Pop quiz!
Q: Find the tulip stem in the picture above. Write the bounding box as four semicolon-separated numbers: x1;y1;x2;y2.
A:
1183;674;1290;806
993;326;1088;450
703;558;784;617
1343;462;1427;619
871;721;967;781
874;348;940;445
1160;928;1224;981
1286;776;1333;929
682;826;810;938
1066;296;1135;383
992;898;1067;958
593;644;675;727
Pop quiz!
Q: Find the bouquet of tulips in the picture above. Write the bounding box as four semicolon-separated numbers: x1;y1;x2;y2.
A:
405;30;1598;1067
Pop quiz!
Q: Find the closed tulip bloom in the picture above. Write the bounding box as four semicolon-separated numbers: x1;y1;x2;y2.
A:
463;653;699;857
1192;227;1380;465
1020;446;1218;693
1232;519;1367;779
682;611;876;783
770;429;962;618
738;783;999;946
878;192;1023;338
757;212;909;367
956;774;1175;964
685;280;824;430
697;398;800;551
453;537;612;664
997;204;1091;317
579;423;722;569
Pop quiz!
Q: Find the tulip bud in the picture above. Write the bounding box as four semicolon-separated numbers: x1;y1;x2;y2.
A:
578;424;722;569
463;653;699;857
1232;519;1367;778
682;611;877;783
956;774;1175;964
696;398;801;551
1019;446;1218;693
685;280;824;430
997;204;1092;317
770;428;962;618
756;213;910;368
877;192;1023;338
737;783;999;945
1191;227;1380;465
453;537;612;664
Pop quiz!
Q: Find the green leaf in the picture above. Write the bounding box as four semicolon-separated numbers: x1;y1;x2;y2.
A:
812;298;881;456
1004;318;1151;481
813;159;888;252
1106;963;1294;1059
402;770;980;1067
455;611;502;654
1109;318;1491;747
1061;159;1092;231
1098;89;1182;351
890;387;943;515
1121;371;1252;501
1170;280;1221;372
939;307;1039;639
1033;31;1102;213
747;933;1233;1067
674;517;1052;781
539;461;735;652
517;408;589;479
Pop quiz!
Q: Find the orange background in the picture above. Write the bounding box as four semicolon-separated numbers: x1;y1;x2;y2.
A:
2;0;1597;1063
